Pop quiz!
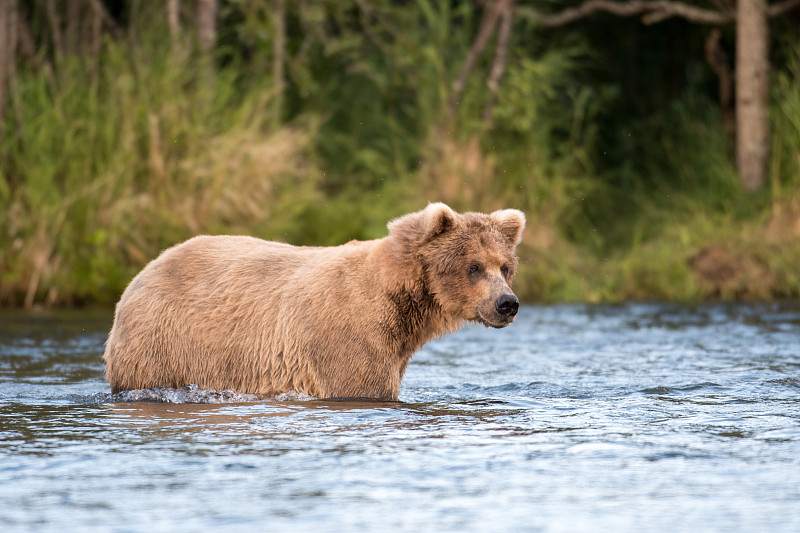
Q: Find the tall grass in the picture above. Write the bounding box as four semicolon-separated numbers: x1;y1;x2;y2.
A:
0;28;325;305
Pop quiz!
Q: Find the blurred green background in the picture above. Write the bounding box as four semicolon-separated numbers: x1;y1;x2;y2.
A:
1;0;799;307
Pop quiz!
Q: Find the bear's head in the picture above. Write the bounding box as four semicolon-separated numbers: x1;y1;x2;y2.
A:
388;203;526;328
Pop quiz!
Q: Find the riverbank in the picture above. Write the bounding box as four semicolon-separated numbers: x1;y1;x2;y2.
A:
514;195;800;303
2;190;798;308
2;110;799;307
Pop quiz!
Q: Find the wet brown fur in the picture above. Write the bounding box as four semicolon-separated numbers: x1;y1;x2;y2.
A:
103;203;525;400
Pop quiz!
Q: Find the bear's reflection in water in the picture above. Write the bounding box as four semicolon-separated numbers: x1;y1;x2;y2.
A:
102;386;512;440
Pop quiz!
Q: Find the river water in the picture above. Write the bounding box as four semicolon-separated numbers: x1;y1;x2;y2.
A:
1;303;799;532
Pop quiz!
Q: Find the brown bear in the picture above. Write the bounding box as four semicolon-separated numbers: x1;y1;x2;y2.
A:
103;203;525;400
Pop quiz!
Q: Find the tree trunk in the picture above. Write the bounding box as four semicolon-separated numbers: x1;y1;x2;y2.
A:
272;0;286;129
195;0;217;53
0;0;9;129
168;0;181;47
736;0;769;191
0;0;17;134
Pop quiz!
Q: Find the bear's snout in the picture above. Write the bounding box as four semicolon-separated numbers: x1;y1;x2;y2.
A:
494;294;519;317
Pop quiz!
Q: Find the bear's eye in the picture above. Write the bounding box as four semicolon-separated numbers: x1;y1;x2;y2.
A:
468;264;482;275
501;264;510;277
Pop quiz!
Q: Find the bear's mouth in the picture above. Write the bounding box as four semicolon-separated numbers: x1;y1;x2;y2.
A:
476;312;514;329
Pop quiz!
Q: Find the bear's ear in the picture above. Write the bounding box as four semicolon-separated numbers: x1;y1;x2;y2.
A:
388;202;458;244
421;202;458;240
489;209;526;246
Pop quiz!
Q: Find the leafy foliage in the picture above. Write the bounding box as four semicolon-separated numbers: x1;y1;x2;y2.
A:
1;1;799;306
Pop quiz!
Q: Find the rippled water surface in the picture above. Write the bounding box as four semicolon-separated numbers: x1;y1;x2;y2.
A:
2;304;800;532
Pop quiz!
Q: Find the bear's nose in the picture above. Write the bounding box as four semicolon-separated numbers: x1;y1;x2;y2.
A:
495;294;519;317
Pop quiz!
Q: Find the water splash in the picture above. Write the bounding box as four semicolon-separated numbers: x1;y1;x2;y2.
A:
98;384;316;404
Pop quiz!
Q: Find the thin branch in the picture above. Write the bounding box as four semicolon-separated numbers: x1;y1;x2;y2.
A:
518;0;800;27
517;1;732;27
168;0;180;45
89;0;102;84
768;0;800;16
65;0;79;54
355;0;395;57
272;0;286;128
16;6;37;62
86;0;119;31
704;28;734;156
486;0;513;94
483;0;514;122
451;0;507;112
45;0;63;55
0;0;13;130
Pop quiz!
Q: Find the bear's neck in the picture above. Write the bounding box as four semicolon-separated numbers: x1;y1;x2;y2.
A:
370;238;457;358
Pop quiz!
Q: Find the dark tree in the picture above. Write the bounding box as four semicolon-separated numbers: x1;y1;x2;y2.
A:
459;0;800;191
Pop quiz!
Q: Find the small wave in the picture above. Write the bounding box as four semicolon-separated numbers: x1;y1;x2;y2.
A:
768;377;800;388
98;384;316;404
640;382;722;395
459;381;592;398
